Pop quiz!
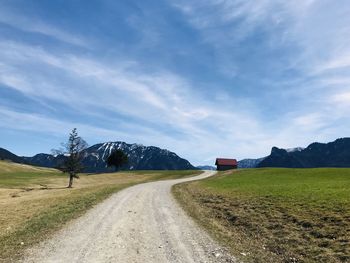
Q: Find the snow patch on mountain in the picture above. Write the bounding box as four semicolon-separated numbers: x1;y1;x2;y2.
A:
285;147;304;153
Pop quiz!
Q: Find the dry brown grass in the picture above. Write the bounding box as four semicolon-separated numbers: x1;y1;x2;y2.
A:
0;161;200;262
0;172;151;240
0;161;58;173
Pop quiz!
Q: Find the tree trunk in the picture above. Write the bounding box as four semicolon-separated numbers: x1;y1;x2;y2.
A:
68;174;74;188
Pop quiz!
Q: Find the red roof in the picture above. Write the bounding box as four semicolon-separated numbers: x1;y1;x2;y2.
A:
215;158;237;166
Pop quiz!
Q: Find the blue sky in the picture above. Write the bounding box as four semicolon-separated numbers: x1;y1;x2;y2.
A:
0;0;350;165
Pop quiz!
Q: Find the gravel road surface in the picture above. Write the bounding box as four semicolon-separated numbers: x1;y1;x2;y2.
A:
22;171;236;263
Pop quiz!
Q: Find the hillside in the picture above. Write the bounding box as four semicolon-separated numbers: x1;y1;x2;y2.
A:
0;160;57;174
258;138;350;168
237;157;266;168
0;148;24;163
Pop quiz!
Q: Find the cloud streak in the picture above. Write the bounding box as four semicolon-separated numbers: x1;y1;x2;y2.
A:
0;40;268;163
0;8;88;47
0;1;349;164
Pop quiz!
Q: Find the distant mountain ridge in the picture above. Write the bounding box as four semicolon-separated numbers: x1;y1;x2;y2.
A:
0;148;24;163
23;153;65;168
196;165;216;171
238;157;266;168
18;141;196;172
258;138;350;168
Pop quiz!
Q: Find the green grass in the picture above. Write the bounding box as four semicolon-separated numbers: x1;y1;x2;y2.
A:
173;168;350;263
0;161;63;188
202;168;349;203
0;172;65;187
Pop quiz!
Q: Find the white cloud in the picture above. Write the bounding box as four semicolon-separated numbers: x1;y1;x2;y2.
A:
172;0;350;150
173;0;315;44
1;38;348;164
1;1;350;164
332;92;350;104
0;40;270;164
0;9;88;47
173;0;350;80
292;113;327;131
315;54;350;73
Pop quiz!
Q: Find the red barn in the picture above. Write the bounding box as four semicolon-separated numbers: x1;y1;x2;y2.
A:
215;158;238;171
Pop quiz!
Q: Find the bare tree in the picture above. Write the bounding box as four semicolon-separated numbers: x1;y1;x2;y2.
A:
54;128;88;188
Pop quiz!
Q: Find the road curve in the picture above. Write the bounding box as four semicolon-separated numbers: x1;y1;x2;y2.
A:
22;171;236;263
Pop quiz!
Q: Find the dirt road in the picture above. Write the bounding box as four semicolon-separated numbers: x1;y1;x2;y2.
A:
22;171;236;263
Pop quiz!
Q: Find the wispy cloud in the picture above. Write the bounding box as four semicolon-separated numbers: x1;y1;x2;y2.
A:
0;40;269;163
0;9;88;47
332;92;350;105
171;0;350;154
173;0;350;80
173;0;315;43
0;1;349;164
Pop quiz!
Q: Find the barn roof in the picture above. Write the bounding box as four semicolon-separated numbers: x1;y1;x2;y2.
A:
215;158;237;166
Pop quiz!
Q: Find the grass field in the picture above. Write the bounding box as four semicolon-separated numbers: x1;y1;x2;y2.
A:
0;160;201;262
173;168;350;263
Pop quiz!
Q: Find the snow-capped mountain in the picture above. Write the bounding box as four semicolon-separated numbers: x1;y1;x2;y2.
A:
24;141;195;172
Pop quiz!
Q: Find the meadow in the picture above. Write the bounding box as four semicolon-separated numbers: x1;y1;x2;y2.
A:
0;160;200;262
173;168;350;263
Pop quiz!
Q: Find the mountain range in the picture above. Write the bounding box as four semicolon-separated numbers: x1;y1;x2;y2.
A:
1;142;196;172
2;137;350;171
258;138;350;168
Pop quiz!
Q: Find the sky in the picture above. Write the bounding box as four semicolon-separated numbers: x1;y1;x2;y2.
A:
0;0;350;165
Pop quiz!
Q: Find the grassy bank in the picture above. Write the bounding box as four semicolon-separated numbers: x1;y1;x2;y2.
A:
173;168;350;263
0;161;200;262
